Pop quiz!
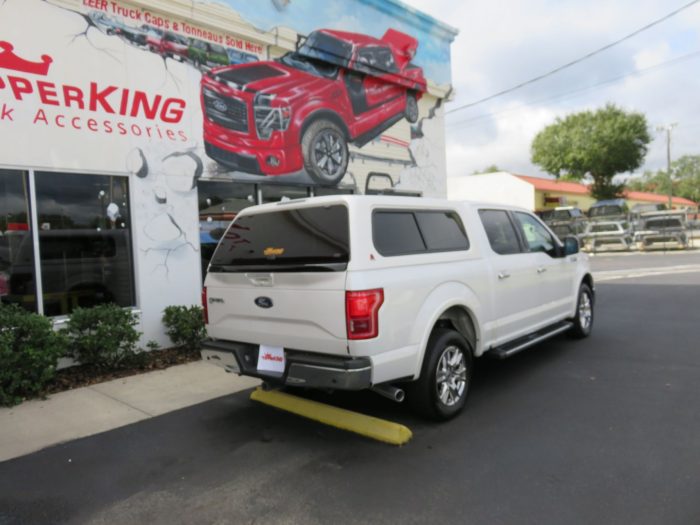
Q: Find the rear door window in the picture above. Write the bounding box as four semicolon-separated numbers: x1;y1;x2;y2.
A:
209;205;349;272
478;209;522;255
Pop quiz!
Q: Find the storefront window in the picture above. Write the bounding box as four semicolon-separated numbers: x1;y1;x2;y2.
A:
34;172;136;316
198;181;257;278
260;185;310;204
0;170;37;312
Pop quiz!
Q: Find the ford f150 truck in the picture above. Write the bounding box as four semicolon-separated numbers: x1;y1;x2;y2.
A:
201;196;594;420
200;28;426;186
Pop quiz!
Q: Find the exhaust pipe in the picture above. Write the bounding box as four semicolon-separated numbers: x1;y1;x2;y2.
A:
371;384;405;403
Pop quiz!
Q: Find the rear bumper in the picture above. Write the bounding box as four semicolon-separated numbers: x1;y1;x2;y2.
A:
201;339;372;390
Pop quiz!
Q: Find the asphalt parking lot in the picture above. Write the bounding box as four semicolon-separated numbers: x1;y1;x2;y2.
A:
1;252;699;525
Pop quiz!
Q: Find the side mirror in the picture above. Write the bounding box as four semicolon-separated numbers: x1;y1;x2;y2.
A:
564;236;579;256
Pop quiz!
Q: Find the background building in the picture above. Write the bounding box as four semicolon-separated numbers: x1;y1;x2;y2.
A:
0;0;457;345
448;172;697;212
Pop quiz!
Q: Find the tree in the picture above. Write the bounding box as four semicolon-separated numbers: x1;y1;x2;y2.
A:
531;104;651;200
627;155;700;203
472;164;502;174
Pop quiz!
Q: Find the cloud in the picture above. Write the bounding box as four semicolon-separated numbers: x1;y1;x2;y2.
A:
402;0;700;180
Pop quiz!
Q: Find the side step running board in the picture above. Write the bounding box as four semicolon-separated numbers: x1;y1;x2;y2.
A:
487;321;574;360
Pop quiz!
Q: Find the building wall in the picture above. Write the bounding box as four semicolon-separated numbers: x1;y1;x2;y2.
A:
0;0;455;344
447;173;535;210
534;190;596;212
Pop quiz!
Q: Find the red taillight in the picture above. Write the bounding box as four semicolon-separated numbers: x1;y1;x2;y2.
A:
346;288;384;340
202;287;209;325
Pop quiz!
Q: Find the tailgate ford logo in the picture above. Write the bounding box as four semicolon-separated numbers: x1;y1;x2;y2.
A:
255;296;273;309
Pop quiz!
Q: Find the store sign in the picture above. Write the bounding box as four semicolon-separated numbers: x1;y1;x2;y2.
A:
0;41;188;140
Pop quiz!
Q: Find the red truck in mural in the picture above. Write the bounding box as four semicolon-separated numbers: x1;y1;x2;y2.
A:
201;28;426;185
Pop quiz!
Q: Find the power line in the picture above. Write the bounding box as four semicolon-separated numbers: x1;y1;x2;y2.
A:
446;49;700;129
445;0;700;115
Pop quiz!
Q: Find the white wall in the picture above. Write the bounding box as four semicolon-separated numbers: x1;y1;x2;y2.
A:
447;172;535;210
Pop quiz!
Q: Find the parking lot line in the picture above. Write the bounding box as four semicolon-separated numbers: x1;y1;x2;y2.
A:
250;388;413;446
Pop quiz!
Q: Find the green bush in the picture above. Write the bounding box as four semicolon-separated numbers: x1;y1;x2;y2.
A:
162;305;205;350
66;304;143;369
0;304;67;406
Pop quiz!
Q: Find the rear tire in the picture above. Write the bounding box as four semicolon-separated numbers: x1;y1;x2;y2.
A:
407;328;473;421
405;92;419;123
570;283;594;338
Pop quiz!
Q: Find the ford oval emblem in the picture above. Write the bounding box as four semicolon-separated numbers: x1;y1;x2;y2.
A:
255;296;273;309
213;99;227;112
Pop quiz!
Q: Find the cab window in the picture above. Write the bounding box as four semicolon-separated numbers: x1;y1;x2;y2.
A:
478;209;521;255
513;212;556;257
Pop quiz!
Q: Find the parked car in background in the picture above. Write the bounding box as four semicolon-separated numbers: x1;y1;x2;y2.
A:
581;220;633;252
630;203;666;231
227;49;259;65
201;195;593;420
143;25;164;51
153;31;189;61
540;206;588;239
201;27;426;186
634;211;689;250
89;12;147;46
189;40;229;69
588;199;629;222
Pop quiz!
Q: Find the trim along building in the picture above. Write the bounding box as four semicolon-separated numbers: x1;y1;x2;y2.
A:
448;172;697;212
0;0;457;345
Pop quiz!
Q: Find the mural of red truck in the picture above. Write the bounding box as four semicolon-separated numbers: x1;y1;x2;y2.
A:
200;28;426;185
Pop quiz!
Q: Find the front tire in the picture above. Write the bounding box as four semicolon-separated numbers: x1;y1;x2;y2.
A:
301;119;349;186
407;328;473;421
570;283;594;338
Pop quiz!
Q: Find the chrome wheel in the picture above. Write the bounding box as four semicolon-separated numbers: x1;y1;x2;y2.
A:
435;345;467;407
312;130;345;182
579;290;592;330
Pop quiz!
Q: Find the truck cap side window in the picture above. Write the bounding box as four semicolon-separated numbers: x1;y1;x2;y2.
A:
478;209;521;255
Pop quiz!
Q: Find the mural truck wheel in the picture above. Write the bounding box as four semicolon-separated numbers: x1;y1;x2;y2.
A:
405;92;419;123
302;119;348;186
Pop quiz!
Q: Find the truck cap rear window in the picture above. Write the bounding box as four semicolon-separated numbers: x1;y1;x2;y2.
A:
208;205;349;272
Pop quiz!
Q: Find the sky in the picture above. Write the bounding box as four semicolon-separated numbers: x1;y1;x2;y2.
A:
401;0;700;182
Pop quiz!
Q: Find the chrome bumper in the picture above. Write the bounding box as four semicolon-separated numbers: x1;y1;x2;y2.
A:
201;339;372;391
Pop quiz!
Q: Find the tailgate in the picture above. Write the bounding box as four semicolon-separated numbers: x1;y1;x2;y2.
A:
203;201;350;356
205;271;348;355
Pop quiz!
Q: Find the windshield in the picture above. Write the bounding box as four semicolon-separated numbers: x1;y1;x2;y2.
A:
590;205;624;218
645;218;683;229
279;52;339;78
590;223;622;233
209;205;349;272
298;31;352;67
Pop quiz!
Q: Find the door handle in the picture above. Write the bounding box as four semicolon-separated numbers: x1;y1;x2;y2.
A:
246;273;274;287
569;256;578;262
537;267;547;274
498;271;511;280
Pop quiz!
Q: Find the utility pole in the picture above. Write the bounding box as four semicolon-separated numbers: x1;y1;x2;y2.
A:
656;123;677;209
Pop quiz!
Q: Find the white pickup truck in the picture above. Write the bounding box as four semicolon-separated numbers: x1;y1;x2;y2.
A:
201;195;594;420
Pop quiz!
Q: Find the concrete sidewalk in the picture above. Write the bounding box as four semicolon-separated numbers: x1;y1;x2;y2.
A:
0;361;259;463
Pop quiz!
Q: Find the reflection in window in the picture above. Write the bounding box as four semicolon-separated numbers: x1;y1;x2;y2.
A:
34;172;135;316
198;181;257;279
0;170;37;312
260;185;310;204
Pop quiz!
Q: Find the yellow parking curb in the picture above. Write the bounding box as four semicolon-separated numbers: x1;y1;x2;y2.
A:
250;388;413;446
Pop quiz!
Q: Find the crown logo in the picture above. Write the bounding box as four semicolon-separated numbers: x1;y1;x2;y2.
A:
0;42;53;76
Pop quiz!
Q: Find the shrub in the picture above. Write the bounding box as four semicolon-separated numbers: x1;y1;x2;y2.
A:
0;304;67;406
66;304;143;369
162;305;205;350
